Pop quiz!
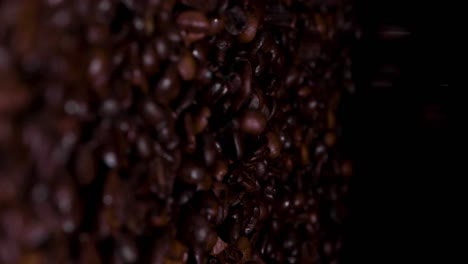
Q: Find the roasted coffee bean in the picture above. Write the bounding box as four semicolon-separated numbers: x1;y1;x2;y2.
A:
225;6;248;35
155;66;180;104
202;134;216;166
239;14;259;43
177;51;196;81
266;131;281;158
117;236;138;263
213;159;228;182
224;245;243;263
179;160;206;184
240;111;267;135
180;0;218;13
209;17;225;35
211;236;228;255
177;11;210;33
1;0;357;262
74;145;96;185
142;44;159;74
196;191;220;223
191;41;209;62
193;106;211;135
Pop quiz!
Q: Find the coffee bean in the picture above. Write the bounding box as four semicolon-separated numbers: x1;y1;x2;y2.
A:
211;236;228;255
180;0;218;13
155;66;180;104
74;145;96;185
142;44;159;74
1;0;358;262
266;132;281;158
240;111;267;135
177;11;210;33
239;15;258;43
225;6;248;35
209;17;224;35
179;160;206;184
193;106;211;134
213;160;228;182
177;51;196;81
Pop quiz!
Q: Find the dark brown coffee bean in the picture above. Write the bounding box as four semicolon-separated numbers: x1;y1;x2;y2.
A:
0;87;31;114
232;131;243;159
102;149;119;168
241;174;259;192
224;245;243;263
239;111;267;135
1;0;358;262
181;31;207;45
236;236;252;260
239;15;258;43
74;145;96;185
136;133;153;159
341;160;353;177
54;182;75;214
197;191;220;223
102;170;124;206
177;11;210;33
266;131;281;158
155;66;180;104
325;131;336;146
183;113;196;153
154;37;169;60
180;0;218;13
177;51;196;81
141;99;165;125
224;6;247;35
117;236;138;263
191;41;209;62
211;236;228;255
202;134;216;166
166;240;188;262
193;106;211;134
179;160;205;184
142;44;159;74
209;17;224;35
213;160;228;182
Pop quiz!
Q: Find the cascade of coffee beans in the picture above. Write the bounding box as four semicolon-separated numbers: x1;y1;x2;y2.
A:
0;0;358;263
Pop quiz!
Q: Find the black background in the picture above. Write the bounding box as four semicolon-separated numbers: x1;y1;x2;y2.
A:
341;0;450;262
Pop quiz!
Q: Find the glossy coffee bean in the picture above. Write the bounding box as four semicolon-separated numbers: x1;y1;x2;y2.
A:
266;131;281;158
177;51;196;81
240;111;267;135
177;11;210;33
225;6;248;35
1;1;358;262
239;15;258;43
179;160;206;184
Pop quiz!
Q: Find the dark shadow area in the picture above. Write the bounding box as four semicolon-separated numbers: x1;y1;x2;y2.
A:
341;0;450;262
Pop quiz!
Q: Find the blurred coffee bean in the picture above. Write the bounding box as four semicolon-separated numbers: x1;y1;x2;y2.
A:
0;0;357;262
239;14;258;43
177;51;196;81
240;111;267;135
142;44;159;74
74;145;96;185
266;131;281;158
213;159;228;182
0;87;31;114
179;160;206;184
225;6;247;35
177;11;210;33
155;66;180;104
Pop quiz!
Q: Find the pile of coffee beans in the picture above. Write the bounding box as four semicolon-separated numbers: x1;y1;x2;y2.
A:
0;0;358;263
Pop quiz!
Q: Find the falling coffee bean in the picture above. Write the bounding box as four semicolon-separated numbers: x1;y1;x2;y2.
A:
0;0;358;263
